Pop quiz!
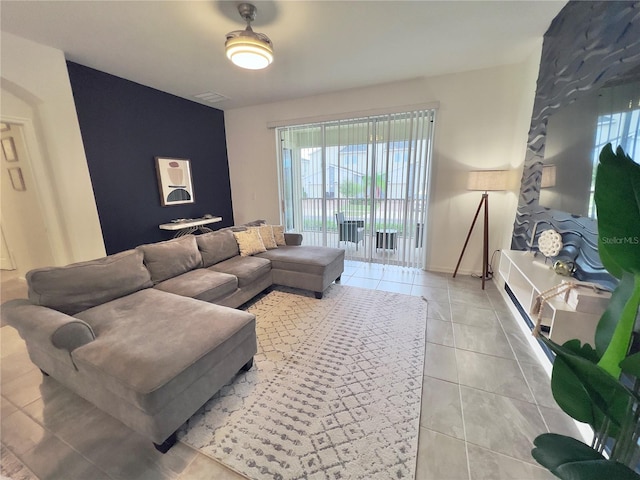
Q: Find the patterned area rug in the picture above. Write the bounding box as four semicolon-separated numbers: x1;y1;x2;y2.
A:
179;285;427;479
1;444;39;480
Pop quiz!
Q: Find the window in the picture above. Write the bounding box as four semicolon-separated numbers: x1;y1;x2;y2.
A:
276;109;436;268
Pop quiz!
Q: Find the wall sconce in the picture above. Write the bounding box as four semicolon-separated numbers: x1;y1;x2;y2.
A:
541;164;557;188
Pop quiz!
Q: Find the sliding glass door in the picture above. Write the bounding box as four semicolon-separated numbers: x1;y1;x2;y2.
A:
277;109;435;268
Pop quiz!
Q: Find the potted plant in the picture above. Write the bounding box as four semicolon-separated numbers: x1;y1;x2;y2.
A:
531;144;640;479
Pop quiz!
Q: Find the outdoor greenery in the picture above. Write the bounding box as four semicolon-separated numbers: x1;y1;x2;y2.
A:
302;217;407;234
337;173;387;199
531;144;640;479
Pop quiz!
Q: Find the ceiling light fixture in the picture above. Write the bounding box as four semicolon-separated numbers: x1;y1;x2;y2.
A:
225;3;273;70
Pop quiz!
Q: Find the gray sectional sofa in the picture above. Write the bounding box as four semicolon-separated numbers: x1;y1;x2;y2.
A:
1;224;344;452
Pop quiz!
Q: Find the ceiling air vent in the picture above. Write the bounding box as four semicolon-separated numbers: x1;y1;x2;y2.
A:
193;92;229;104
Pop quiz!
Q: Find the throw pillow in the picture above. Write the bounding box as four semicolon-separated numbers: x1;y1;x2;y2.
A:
257;225;278;250
272;225;286;246
233;228;267;256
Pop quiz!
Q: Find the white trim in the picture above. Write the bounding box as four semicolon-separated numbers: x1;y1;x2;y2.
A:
266;102;440;129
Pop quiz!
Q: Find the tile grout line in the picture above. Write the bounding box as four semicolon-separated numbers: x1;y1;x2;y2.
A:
446;280;473;480
2;392;114;480
493;300;554;435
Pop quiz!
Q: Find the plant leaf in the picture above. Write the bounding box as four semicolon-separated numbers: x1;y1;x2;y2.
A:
531;433;605;474
563;338;600;363
542;337;633;430
620;352;640;378
555;460;640;480
550;340;601;426
595;272;638;358
597;273;640;378
551;355;597;425
595;143;640;277
532;434;640;480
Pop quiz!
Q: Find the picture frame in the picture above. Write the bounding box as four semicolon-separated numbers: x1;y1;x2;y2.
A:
155;157;195;206
8;167;26;191
2;137;18;162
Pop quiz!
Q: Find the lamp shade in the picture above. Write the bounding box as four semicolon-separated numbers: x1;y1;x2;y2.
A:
541;164;557;188
467;170;510;191
225;33;273;70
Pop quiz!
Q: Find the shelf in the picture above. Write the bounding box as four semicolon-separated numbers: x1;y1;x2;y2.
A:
500;250;604;346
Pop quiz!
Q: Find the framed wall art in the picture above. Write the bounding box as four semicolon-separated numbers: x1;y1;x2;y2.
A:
155;157;195;206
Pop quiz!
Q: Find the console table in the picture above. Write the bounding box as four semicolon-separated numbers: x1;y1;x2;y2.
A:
498;250;604;347
159;217;222;237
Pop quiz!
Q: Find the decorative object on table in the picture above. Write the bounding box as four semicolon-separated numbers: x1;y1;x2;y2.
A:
529;280;609;338
155;157;194;206
453;169;511;289
7;167;25;191
2;137;18;162
552;259;574;276
530;280;575;338
564;281;611;313
538;228;563;258
225;3;274;70
531;144;640;478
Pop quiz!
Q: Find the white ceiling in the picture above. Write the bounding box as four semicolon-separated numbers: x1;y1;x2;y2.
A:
1;1;566;110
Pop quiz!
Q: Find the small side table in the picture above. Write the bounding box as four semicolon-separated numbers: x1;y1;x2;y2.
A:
159;217;222;237
376;229;398;250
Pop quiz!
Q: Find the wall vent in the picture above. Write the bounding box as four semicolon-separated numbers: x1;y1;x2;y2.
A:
193;92;229;104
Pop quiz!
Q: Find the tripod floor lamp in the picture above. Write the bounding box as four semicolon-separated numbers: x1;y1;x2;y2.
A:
453;170;510;290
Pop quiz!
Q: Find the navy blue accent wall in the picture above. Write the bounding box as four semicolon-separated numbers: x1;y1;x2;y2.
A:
67;61;234;254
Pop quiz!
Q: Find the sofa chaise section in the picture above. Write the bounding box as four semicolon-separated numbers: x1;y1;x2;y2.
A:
2;248;257;452
257;245;345;299
73;289;256;448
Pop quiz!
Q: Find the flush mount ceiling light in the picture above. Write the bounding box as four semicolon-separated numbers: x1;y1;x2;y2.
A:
225;3;273;70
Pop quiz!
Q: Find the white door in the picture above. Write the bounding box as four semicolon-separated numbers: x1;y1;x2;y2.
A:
0;224;16;270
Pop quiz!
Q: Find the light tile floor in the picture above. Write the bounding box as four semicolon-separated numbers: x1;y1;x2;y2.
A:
1;262;582;479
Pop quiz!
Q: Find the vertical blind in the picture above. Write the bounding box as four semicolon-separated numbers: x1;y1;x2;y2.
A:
276;108;436;268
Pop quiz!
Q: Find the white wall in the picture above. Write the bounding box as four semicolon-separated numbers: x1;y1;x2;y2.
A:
225;55;541;274
1;32;106;270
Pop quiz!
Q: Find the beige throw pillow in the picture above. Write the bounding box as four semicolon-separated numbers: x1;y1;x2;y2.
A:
272;225;286;246
257;225;278;249
233;229;267;256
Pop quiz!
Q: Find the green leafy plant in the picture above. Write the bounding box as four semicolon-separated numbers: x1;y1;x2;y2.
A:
531;144;640;479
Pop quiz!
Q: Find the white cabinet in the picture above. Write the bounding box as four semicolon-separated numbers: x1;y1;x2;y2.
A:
498;250;603;346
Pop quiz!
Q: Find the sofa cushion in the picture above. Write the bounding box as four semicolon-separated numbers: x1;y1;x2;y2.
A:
271;225;286;246
256;225;278;250
74;289;255;414
257;245;344;275
154;269;237;302
233;229;267;257
209;255;271;288
27;249;152;315
138;235;202;284
196;229;239;267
